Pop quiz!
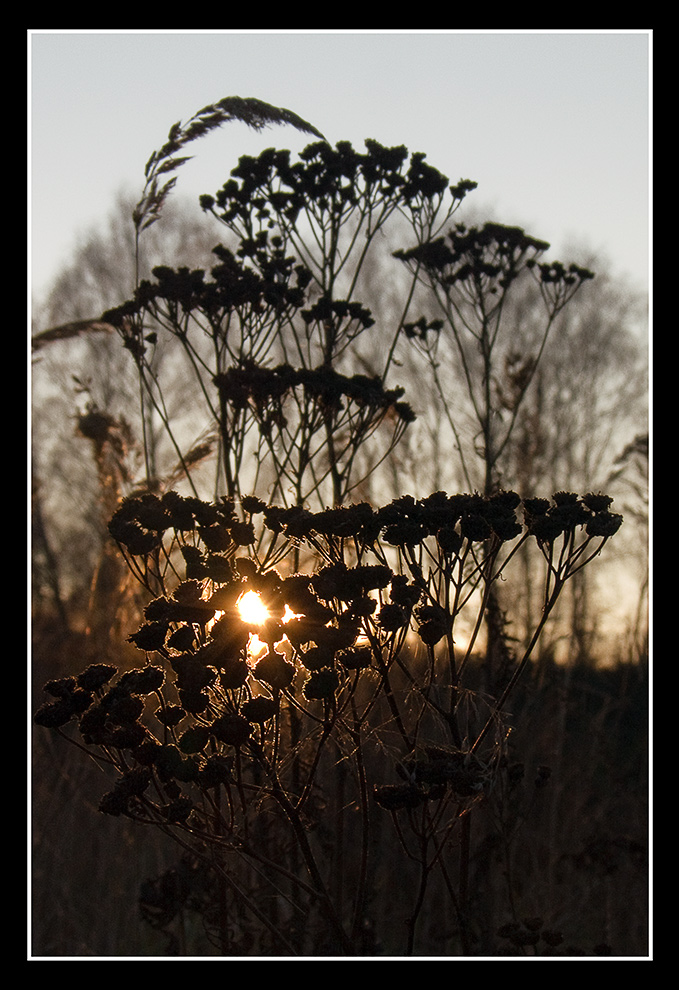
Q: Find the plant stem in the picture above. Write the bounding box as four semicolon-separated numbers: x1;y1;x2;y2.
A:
458;810;472;955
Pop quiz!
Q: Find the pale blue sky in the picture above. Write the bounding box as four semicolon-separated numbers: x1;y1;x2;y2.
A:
29;29;651;303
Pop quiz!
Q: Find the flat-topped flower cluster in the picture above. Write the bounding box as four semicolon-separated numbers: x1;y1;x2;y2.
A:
35;486;621;826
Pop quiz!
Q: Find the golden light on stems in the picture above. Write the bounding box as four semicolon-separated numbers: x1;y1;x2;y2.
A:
206;610;224;635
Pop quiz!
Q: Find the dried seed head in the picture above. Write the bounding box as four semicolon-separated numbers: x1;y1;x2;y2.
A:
242;696;277;724
118;666;165;694
154;704;186;728
77;664;118;691
210;713;253;747
582;492;614;512
178;725;210;754
303;668;340;700
218;657;249;689
34;698;77;729
254;650;295;690
373;782;425;811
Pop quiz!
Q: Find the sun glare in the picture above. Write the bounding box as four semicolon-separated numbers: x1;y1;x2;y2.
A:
237;590;270;626
234;592;304;661
282;604;299;623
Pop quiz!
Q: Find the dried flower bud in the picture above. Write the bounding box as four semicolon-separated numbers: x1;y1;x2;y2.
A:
582;492;614;513
104;691;145;726
529;514;565;545
523;497;550;518
242;696;277;724
218;657;249;689
230;520;255;546
167;626;196;652
241;495;266;514
128;621;168;652
178;688;210;714
389;575;422;609
197;755;233;788
378;603;409;632
77;664;118;692
373;782;424;811
299;645;334;671
436;526;463;554
78;705;110;744
254;650;295;690
99;788;130;817
163;796;194;823
337;645;372;670
178;725;210;754
118;666;165;694
303;669;340;700
154;704;186;728
210;713;253;747
417;619;448;646
111;722;148;750
117;766;153;798
34;698;77;729
43;677;77;698
416;605;449;645
460;513;492;542
585;511;623;537
552;490;579;505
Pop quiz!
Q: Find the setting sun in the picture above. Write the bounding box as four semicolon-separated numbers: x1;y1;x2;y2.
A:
237;590;270;626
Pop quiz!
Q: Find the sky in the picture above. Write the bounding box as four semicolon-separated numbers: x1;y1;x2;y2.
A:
29;29;651;306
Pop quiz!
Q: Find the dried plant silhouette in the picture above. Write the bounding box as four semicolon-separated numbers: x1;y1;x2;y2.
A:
133;97;325;283
33;96;638;958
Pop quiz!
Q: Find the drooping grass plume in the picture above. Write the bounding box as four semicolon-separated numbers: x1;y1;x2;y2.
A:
32;96;325;353
31;319;116;353
133;96;326;244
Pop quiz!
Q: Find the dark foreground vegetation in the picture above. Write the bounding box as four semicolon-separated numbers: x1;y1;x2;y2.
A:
32;614;647;957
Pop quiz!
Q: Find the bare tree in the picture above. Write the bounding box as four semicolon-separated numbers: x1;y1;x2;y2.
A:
31;193;224;635
500;264;647;658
